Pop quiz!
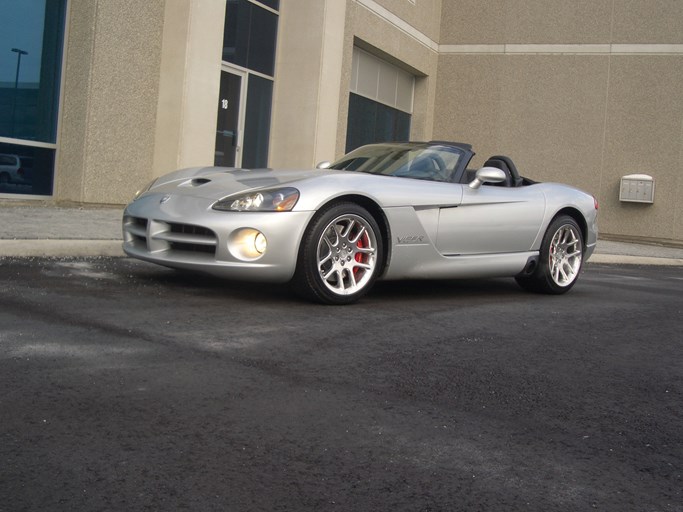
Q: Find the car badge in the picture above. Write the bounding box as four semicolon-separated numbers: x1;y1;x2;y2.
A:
160;194;171;204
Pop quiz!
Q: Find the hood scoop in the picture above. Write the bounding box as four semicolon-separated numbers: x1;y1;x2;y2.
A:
182;178;212;187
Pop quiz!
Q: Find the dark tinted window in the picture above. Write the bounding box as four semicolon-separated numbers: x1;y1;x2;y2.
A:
345;93;411;153
242;75;273;168
223;0;278;76
0;142;54;195
0;0;66;143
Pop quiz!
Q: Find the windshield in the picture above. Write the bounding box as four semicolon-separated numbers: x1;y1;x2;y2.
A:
328;143;464;183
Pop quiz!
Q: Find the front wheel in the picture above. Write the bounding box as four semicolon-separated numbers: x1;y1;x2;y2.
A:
516;215;584;294
293;203;383;305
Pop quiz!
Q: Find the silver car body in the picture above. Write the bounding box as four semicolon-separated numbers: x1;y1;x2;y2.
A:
123;147;598;289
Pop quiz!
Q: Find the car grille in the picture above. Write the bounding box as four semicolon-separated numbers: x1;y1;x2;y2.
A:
123;216;218;256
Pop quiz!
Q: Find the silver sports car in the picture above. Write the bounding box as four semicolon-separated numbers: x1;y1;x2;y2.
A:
123;142;598;304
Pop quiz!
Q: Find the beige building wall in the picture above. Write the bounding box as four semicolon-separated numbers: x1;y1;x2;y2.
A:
337;0;441;156
270;0;442;167
56;0;166;204
434;0;683;243
56;0;225;205
43;0;683;244
269;0;347;168
152;0;226;180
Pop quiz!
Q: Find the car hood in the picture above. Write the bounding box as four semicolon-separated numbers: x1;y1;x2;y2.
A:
146;167;327;198
140;166;465;210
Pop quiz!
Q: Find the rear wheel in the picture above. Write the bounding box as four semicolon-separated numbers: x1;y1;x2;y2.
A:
516;215;584;294
293;202;383;305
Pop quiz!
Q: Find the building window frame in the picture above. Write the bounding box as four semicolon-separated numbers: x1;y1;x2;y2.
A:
0;0;68;199
345;47;415;152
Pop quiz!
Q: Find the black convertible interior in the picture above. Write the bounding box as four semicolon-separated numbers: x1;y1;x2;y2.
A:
463;155;536;187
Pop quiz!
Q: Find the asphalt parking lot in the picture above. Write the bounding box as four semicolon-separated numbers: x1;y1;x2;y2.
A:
1;257;681;511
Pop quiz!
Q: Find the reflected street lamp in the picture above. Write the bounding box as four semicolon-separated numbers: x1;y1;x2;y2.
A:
10;47;28;138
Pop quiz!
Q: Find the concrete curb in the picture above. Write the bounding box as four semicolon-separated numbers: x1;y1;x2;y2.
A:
588;254;683;266
0;240;125;258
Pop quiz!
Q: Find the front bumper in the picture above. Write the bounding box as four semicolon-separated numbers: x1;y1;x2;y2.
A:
123;193;315;282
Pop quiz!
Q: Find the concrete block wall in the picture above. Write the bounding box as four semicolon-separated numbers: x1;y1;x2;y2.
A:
433;0;683;242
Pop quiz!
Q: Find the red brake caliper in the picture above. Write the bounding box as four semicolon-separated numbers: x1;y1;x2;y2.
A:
354;234;365;276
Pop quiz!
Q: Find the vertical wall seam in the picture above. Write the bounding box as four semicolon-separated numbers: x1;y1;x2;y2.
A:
597;0;616;209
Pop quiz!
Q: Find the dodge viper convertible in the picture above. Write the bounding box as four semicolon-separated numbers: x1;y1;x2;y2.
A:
123;142;598;304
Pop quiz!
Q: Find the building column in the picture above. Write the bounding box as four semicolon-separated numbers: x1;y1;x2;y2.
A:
152;0;226;178
269;0;347;168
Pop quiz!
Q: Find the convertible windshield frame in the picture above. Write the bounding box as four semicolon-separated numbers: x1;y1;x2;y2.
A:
329;142;474;183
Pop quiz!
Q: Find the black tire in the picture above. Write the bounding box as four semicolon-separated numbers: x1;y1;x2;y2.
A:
516;215;584;294
293;202;383;305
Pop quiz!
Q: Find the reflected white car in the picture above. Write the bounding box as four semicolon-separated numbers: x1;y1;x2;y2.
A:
0;154;31;185
123;142;598;304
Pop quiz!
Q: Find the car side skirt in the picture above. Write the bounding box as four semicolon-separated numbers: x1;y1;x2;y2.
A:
382;244;537;281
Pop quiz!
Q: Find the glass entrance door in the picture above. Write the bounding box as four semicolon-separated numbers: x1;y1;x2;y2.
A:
215;69;246;167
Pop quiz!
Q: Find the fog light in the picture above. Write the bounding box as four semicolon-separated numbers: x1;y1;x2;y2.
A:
254;232;267;254
228;228;267;261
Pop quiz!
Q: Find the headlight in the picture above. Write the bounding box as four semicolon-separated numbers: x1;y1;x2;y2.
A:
213;187;299;212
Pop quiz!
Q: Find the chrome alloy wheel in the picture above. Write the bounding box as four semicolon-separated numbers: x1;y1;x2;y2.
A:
316;213;378;295
548;223;583;287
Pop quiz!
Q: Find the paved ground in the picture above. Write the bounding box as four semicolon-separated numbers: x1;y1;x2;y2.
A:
1;257;681;511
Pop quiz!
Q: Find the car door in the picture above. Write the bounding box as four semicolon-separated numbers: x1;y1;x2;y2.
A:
436;184;546;255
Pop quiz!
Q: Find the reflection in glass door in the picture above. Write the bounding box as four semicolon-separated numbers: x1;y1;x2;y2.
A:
215;69;245;167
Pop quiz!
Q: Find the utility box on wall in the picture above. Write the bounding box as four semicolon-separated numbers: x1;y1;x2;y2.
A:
619;174;655;204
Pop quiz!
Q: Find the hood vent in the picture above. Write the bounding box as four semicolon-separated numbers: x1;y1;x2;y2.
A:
189;178;211;187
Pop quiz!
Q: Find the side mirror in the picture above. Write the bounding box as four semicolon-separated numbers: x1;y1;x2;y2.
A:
469;166;506;189
316;161;332;169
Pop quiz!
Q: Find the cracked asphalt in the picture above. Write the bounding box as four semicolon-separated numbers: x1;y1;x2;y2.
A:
0;257;681;511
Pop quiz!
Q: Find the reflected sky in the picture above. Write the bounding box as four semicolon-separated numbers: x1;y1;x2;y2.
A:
0;0;46;84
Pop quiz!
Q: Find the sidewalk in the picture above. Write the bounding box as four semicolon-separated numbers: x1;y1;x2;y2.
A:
0;205;125;258
1;204;683;265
